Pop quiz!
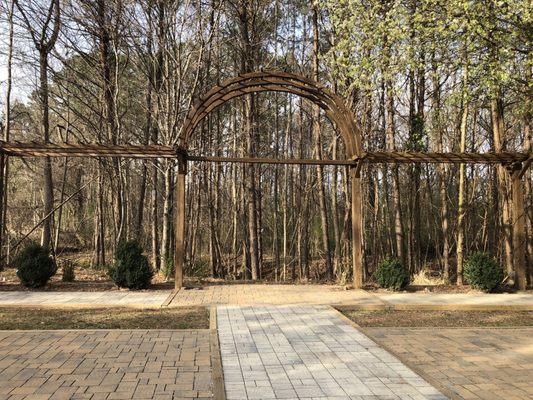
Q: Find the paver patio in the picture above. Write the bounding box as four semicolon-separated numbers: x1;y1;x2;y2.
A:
0;330;212;399
217;305;447;400
170;284;533;309
365;327;533;400
1;286;531;310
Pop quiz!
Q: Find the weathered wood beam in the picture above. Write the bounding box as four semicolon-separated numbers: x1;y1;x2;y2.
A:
188;155;355;166
0;141;177;158
510;164;528;290
174;157;187;291
350;166;363;289
350;151;530;164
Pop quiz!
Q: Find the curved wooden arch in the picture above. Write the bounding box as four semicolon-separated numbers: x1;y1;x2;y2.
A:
176;70;364;290
179;71;363;158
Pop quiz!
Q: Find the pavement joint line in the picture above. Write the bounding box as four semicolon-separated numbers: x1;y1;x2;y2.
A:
366;290;395;308
161;289;180;307
210;306;226;400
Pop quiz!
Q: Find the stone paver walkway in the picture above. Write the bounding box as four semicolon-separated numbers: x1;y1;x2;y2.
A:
0;330;212;399
173;285;383;307
365;327;533;400
217;305;447;400
0;291;171;308
170;284;533;309
1;286;531;310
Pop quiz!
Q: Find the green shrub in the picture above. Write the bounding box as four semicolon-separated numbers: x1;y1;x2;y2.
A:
375;258;410;290
61;261;76;282
464;252;503;292
161;255;174;280
14;243;56;288
109;241;153;289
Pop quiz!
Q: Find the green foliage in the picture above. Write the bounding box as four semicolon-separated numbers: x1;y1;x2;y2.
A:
375;258;410;291
109;241;153;289
61;261;76;282
161;256;174;281
14;243;57;288
464;252;503;292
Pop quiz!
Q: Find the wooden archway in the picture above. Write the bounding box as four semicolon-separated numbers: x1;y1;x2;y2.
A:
2;72;526;289
174;71;365;289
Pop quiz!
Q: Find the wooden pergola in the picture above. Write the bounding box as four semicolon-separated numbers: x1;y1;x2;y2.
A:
0;71;530;290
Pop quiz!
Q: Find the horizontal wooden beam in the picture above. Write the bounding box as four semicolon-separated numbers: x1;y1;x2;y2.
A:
0;141;177;158
188;155;355;166
352;151;530;164
0;142;529;166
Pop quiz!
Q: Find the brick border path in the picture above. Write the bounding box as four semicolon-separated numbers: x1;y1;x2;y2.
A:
217;305;447;400
364;327;533;400
0;330;212;399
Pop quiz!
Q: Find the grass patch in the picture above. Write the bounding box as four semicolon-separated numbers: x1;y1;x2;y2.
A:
343;309;533;327
0;307;209;330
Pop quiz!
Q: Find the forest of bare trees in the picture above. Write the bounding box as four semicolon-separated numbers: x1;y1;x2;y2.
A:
0;0;531;285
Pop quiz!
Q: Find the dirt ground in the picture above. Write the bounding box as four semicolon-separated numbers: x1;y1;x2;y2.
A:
343;309;533;327
0;306;209;330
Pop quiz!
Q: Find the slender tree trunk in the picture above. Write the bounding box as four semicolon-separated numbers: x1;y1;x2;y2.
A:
456;57;469;285
39;50;54;250
491;97;514;279
431;57;450;280
0;0;14;267
386;81;404;264
312;4;332;280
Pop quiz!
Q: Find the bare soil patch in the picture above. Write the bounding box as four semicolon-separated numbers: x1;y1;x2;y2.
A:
343;309;533;327
0;306;209;330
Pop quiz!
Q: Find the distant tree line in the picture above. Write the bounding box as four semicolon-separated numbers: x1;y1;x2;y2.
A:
0;0;530;285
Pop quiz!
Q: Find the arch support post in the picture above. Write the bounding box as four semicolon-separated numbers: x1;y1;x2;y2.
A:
509;163;527;290
351;161;363;289
174;149;187;290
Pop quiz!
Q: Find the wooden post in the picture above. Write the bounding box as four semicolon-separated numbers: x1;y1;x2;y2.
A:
0;154;4;266
510;163;527;290
351;162;363;288
174;150;187;291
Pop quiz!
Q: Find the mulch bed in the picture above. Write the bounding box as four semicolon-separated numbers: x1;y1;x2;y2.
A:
343;309;533;327
0;306;209;330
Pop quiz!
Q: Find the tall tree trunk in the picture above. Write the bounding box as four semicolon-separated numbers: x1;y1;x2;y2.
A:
386;80;404;264
492;97;514;279
0;0;15;266
312;4;332;280
431;58;449;280
39;50;54;250
456;56;469;285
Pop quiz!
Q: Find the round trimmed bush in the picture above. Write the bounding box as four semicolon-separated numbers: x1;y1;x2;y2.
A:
375;258;410;290
109;240;153;289
14;243;56;288
464;252;503;292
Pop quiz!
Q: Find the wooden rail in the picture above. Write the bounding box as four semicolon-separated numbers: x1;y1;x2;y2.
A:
0;142;528;166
